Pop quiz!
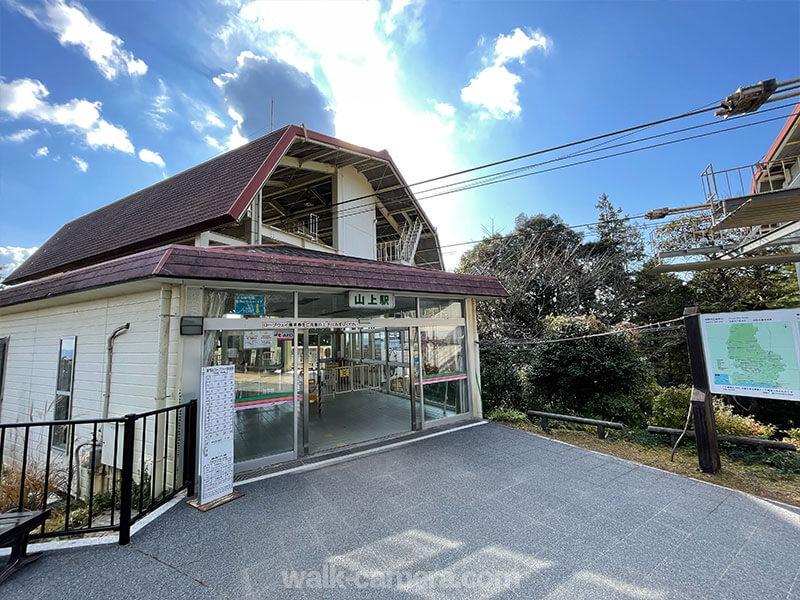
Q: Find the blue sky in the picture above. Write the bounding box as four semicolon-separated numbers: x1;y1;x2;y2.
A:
1;0;798;273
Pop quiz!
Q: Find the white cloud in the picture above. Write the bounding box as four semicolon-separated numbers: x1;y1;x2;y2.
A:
461;65;523;119
0;128;39;143
204;135;224;150
71;155;88;172
433;102;455;118
148;79;172;131
220;1;457;181
0;78;134;153
10;0;147;80
138;148;165;168
0;246;38;282
461;27;551;119
216;0;472;265
35;146;49;157
493;28;550;64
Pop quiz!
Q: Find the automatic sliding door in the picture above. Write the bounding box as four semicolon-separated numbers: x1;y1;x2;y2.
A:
208;330;296;471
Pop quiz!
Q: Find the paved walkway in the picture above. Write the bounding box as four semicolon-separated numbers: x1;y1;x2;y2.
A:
6;423;800;599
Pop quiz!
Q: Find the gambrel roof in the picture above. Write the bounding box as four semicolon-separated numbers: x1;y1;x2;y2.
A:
5;125;444;285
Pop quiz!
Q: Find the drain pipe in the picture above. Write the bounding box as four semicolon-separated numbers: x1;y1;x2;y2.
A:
103;323;130;419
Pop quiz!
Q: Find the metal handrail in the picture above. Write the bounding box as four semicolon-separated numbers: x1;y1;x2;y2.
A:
0;400;197;546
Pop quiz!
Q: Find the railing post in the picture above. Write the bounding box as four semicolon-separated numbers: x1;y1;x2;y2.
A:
183;399;198;497
118;413;137;546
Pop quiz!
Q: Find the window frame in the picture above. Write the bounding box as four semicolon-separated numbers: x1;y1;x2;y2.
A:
52;336;77;450
0;336;8;414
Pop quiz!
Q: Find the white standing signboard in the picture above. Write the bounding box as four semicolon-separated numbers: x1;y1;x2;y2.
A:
700;308;800;401
199;365;235;505
243;330;275;349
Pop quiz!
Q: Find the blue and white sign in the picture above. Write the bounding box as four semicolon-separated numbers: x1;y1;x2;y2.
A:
234;294;265;315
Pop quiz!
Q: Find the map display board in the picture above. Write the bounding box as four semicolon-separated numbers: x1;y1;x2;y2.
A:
199;365;235;504
700;309;800;401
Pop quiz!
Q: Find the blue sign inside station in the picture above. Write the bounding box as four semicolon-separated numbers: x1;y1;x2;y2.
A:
234;294;265;315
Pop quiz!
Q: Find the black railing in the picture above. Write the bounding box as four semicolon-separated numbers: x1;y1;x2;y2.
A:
0;400;197;545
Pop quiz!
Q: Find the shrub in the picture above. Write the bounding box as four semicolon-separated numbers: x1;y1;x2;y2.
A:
713;400;776;439
486;407;528;424
479;341;525;413
650;386;692;429
521;315;655;427
0;460;67;512
783;427;800;448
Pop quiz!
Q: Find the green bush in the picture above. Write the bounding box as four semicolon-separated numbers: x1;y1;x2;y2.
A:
713;400;776;439
783;427;800;448
520;315;655;427
486;407;528;424
479;341;525;413
650;385;692;429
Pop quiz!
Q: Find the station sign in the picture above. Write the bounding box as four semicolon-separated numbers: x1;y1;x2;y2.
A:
348;291;395;309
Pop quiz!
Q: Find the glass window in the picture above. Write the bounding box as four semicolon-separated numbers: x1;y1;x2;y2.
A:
298;293;417;318
420;298;463;319
53;336;76;449
420;326;468;419
204;289;294;318
208;331;295;465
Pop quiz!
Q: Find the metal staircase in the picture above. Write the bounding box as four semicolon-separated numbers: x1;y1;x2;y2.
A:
377;218;423;264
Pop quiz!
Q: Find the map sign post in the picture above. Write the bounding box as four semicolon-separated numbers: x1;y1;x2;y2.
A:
684;308;721;474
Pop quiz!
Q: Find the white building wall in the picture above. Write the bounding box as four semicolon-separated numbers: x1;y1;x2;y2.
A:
0;288;165;425
333;165;377;260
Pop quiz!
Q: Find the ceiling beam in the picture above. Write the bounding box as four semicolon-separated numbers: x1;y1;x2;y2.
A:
279;156;336;174
376;199;402;236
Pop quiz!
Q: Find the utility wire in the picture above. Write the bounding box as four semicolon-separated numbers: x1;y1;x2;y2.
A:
278;88;800;222
483;317;686;347
327;109;796;224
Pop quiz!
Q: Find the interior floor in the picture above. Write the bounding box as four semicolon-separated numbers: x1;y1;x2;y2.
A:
309;390;413;453
233;389;458;465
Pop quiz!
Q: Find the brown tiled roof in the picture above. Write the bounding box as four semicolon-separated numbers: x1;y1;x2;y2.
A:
0;244;508;309
4;126;295;285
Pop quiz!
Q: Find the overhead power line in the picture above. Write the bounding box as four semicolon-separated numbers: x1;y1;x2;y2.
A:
484;317;686;347
328;109;796;224
286;82;800;218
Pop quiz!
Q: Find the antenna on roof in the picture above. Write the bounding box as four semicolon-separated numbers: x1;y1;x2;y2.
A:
270;98;274;132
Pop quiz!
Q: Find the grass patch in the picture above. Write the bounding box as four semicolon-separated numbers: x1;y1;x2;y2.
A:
489;415;800;507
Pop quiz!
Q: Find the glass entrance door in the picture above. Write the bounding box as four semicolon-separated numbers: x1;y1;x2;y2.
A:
298;326;417;455
206;330;297;471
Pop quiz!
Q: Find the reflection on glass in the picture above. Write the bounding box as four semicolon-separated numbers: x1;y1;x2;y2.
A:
204;289;294;318
420;298;463;319
209;332;295;464
53;336;76;449
298;293;417;318
420;325;467;419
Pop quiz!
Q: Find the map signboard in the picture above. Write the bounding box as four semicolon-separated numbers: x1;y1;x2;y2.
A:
700;309;800;401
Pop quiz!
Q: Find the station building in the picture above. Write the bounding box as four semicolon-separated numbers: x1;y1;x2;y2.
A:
0;125;507;476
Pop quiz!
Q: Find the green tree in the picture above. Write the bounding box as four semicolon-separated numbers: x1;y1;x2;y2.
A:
631;260;695;386
458;213;617;338
584;195;646;323
521;315;655;427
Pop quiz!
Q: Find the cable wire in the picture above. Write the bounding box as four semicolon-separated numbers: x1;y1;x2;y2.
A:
483;317;686;346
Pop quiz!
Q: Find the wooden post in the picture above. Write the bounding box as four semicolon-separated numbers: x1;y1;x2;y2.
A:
683;307;721;474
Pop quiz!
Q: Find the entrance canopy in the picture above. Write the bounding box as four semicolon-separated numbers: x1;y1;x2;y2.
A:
0;243;508;310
